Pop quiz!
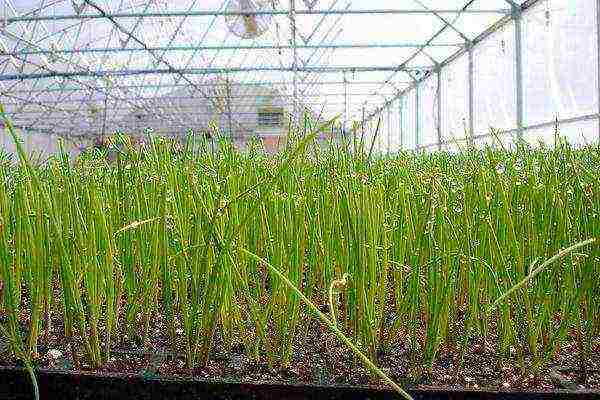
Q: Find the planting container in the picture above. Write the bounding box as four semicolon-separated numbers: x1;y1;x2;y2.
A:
0;366;598;400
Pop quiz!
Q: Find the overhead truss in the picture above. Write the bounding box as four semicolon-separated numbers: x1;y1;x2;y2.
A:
0;0;531;141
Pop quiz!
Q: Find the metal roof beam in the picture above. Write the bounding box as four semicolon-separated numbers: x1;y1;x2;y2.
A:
357;0;475;117
412;0;470;43
366;0;546;122
6;80;411;94
5;92;392;105
5;42;466;57
7;102;369;116
0;65;431;82
5;8;512;23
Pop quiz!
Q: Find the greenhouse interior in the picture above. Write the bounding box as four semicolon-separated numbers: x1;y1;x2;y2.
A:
0;1;599;399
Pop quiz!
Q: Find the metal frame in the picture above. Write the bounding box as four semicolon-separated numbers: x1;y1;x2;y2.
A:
597;0;600;144
1;0;597;148
368;0;599;151
467;43;474;145
513;4;524;140
7;42;464;57
0;65;430;82
5;8;511;23
415;81;420;148
436;67;441;151
399;96;403;150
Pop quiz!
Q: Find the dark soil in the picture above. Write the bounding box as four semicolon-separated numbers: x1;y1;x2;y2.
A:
1;311;599;395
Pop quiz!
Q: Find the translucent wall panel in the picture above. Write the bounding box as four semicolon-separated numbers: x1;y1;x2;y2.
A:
561;118;600;147
522;125;555;147
441;142;460;153
1;130;61;157
398;97;405;150
473;130;517;150
362;117;382;155
420;74;439;147
367;115;380;154
473;135;496;149
522;0;598;126
441;54;469;143
474;130;519;150
388;108;396;154
378;111;388;155
473;22;517;135
416;86;422;146
388;100;402;153
402;90;417;150
524;118;599;148
378;110;389;154
383;108;391;154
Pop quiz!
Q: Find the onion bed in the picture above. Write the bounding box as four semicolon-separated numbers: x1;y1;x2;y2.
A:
0;110;598;397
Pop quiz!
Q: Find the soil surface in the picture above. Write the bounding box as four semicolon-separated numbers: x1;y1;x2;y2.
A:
1;312;599;394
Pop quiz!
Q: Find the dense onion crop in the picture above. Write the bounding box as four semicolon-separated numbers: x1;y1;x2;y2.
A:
0;115;598;392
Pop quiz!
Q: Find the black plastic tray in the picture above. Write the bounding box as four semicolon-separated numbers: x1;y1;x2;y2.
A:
0;366;598;400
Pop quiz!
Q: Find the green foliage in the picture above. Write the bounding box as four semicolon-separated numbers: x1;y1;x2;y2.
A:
0;106;598;393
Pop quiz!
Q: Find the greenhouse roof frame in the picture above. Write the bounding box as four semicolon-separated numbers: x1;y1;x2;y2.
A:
0;0;539;140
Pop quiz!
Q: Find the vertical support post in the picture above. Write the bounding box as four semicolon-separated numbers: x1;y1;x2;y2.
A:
133;108;138;134
399;96;404;150
415;84;420;149
387;108;391;154
343;71;348;134
467;43;475;146
436;67;442;151
289;0;299;128
597;0;600;143
361;103;366;152
226;77;233;139
101;95;108;139
514;5;524;141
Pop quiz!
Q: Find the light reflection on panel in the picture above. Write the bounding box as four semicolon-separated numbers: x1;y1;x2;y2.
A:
441;54;469;143
420;74;438;147
522;0;598;126
402;89;417;150
473;21;516;135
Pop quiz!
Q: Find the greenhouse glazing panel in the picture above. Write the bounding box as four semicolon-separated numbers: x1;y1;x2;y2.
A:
397;97;407;151
384;108;393;153
394;98;403;152
560;118;600;147
560;118;600;146
472;21;516;136
372;109;387;153
402;90;417;150
522;0;599;127
473;135;497;149
524;117;600;147
441;53;469;143
419;74;439;148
